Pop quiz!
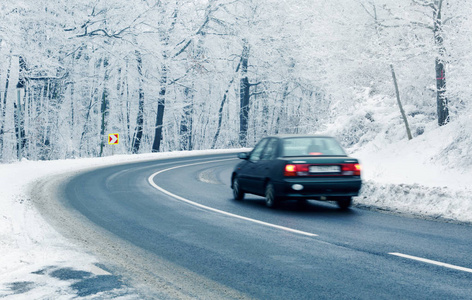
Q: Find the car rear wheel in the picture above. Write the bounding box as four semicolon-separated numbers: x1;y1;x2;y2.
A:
232;177;245;200
336;197;352;210
265;182;279;208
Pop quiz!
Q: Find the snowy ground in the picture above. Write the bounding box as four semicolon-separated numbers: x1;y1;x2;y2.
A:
354;114;472;223
1;119;471;299
0;150;240;299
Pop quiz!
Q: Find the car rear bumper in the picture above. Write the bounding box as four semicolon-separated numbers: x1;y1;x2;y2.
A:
275;177;362;198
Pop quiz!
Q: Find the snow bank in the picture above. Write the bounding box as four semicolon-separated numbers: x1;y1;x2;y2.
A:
356;182;472;223
318;85;472;223
0;150;239;299
353;113;472;223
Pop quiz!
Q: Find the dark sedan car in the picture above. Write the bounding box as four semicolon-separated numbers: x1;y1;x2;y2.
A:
231;135;362;209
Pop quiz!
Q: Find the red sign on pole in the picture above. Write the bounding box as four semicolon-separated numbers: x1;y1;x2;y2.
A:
108;133;119;145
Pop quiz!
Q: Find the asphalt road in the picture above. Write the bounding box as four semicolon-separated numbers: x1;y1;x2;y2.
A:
59;153;472;299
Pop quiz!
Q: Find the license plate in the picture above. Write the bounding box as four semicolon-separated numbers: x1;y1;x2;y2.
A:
309;165;340;173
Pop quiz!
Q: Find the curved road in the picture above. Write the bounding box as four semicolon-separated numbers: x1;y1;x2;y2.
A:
58;153;472;299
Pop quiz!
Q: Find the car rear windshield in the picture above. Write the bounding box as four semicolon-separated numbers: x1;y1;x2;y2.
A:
281;137;346;157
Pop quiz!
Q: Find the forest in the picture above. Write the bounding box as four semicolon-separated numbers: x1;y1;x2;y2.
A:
1;0;471;162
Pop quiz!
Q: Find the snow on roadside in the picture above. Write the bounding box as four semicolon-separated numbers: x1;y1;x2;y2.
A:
353;114;472;224
356;182;472;223
0;149;239;299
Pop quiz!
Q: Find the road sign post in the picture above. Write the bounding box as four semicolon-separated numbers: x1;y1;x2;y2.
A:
108;133;119;155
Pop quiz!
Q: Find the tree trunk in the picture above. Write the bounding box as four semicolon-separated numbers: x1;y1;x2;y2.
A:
239;39;250;147
435;58;448;126
434;0;449;126
99;58;110;157
15;57;27;161
212;59;241;149
132;51;145;154
273;59;294;135
79;72;99;155
274;83;289;135
390;64;412;140
152;5;170;153
0;55;12;158
180;87;193;151
16;56;27;160
152;61;167;152
70;81;76;157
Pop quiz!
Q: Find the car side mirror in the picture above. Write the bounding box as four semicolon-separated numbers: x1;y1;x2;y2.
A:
238;152;249;160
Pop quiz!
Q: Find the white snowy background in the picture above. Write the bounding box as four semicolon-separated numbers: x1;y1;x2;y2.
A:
1;0;472;298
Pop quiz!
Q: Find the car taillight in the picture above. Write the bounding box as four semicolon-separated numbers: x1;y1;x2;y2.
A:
341;163;361;176
285;163;361;176
284;164;309;176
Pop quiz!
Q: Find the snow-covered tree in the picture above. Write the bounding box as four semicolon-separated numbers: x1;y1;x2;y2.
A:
1;0;472;162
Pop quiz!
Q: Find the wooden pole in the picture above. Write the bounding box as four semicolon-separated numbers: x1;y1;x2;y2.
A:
390;64;413;140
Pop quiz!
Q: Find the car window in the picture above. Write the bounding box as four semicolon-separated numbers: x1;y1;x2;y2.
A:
282;137;346;156
249;138;269;162
261;138;278;160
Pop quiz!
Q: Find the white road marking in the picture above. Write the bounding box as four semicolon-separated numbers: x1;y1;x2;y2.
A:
389;252;472;273
148;159;318;237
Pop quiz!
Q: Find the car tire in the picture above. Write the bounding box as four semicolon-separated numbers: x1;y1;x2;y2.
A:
265;182;279;208
232;177;245;201
337;197;352;210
